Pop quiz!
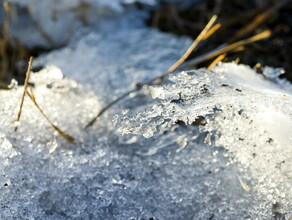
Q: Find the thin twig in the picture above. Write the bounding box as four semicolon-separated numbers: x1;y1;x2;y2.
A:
84;15;218;129
15;56;34;131
27;87;75;143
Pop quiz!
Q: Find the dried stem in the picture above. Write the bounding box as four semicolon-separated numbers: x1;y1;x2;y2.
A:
202;23;221;41
84;15;218;129
15;56;34;131
232;0;287;42
165;15;218;74
207;53;226;70
186;30;271;68
27;87;75;143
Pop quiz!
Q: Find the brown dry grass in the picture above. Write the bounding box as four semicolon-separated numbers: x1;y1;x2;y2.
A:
148;0;292;81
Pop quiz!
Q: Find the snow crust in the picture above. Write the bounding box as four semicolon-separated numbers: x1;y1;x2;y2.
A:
116;63;292;217
1;63;291;219
0;65;274;219
0;1;291;219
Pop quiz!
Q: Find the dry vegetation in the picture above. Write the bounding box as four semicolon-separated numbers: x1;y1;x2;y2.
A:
147;0;292;81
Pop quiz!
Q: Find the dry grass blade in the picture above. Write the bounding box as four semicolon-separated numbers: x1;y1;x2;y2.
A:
84;15;218;129
202;23;221;41
15;56;34;131
186;30;271;67
27;87;75;143
207;45;245;70
207;53;226;70
233;0;288;41
166;15;218;74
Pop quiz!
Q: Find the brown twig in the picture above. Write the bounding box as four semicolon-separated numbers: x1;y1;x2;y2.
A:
26;87;75;143
15;56;34;131
84;15;218;129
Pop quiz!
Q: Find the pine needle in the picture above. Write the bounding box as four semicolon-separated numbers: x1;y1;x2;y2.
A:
27;87;75;144
84;15;218;129
15;56;34;131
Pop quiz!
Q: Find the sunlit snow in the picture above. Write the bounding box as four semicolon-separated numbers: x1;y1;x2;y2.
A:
0;1;291;219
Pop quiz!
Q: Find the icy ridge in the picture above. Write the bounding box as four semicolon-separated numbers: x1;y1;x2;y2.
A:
1;66;274;219
116;63;292;137
116;62;292;217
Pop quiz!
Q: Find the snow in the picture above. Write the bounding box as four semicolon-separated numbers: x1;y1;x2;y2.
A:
1;1;292;219
0;66;266;219
117;62;292;217
35;26;192;103
5;0;199;48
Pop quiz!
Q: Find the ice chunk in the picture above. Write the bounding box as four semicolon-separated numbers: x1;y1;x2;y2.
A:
117;63;291;137
116;63;292;216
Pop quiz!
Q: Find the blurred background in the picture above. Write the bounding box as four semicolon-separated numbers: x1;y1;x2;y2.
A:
0;0;291;88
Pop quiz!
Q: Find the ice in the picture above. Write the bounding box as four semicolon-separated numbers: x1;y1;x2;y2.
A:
117;63;291;136
0;67;262;219
1;1;292;218
117;63;292;217
1;62;291;219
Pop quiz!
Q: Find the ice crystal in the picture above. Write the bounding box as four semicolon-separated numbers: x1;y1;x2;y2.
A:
116;63;292;217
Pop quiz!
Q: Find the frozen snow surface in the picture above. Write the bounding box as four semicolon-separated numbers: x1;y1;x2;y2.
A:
2;65;291;219
1;1;292;219
117;63;292;217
